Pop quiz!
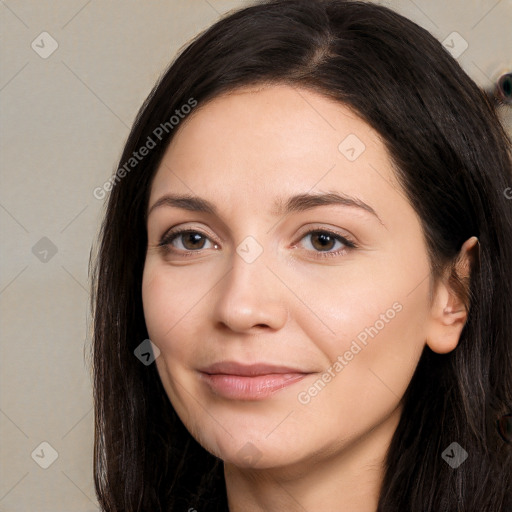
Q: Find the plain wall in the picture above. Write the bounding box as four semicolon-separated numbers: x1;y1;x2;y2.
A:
0;1;510;510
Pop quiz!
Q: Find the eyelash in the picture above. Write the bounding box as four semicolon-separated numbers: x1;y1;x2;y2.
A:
157;227;357;259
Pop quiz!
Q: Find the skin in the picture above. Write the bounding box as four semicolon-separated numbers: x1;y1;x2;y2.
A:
142;84;476;512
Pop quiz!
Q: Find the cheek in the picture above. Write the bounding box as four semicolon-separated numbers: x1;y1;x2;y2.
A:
142;263;204;419
141;265;199;394
290;255;428;341
141;265;172;343
293;255;431;394
291;290;429;448
142;262;209;350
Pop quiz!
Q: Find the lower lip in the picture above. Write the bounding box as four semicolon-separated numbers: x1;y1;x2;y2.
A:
199;372;308;400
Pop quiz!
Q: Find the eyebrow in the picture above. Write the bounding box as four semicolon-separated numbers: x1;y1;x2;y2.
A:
147;191;384;225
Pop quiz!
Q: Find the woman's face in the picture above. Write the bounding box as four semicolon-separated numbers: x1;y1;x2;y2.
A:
142;84;433;470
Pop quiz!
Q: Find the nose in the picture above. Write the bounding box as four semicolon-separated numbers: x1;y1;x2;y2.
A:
212;251;288;333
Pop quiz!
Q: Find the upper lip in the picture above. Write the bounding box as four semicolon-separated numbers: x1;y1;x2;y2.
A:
199;361;312;376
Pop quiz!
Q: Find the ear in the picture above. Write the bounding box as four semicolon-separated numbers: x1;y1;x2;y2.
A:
426;236;479;354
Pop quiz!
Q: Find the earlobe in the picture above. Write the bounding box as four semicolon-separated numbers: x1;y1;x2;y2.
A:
425;236;479;354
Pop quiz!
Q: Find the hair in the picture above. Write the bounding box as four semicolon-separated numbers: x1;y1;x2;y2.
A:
88;1;512;510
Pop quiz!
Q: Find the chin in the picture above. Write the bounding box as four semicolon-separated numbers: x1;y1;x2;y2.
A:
205;432;305;470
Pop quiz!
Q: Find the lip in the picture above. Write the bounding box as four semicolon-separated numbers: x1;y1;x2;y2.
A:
198;361;312;400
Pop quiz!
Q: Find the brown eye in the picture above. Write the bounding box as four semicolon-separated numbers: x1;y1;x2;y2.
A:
159;229;216;252
297;229;356;258
181;232;207;250
310;232;337;251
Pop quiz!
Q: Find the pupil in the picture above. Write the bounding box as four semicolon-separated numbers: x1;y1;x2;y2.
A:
313;233;334;251
184;233;205;249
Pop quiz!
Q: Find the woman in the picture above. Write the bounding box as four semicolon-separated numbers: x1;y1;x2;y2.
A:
89;1;512;510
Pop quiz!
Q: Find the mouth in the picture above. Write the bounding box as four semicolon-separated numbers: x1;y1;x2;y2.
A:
197;362;313;401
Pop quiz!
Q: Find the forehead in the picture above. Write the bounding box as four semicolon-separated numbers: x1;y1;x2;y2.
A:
149;84;396;201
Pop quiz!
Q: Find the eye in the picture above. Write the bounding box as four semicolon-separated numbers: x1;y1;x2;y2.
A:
158;229;219;254
296;229;356;257
156;227;356;259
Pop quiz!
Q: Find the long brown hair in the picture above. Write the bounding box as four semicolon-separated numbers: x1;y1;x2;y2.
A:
89;1;512;510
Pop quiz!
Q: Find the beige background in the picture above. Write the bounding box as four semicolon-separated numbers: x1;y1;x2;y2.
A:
0;1;510;511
